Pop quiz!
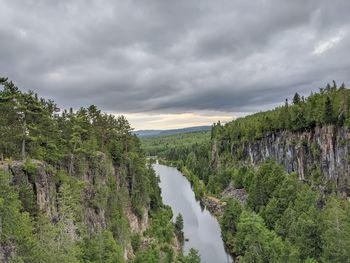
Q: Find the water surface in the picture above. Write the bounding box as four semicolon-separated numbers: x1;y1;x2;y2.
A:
153;164;232;263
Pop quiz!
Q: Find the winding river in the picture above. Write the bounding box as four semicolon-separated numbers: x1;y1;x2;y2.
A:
153;164;233;263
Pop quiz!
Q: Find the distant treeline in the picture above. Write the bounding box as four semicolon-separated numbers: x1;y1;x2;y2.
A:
212;81;349;142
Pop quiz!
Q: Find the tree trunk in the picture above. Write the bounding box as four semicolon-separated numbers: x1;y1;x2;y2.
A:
69;154;74;176
21;137;26;160
69;142;77;176
22;118;26;160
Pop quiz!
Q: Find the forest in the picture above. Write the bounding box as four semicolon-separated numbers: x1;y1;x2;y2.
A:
0;78;199;263
142;82;350;263
211;81;349;143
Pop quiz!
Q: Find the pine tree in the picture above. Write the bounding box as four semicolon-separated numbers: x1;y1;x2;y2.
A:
324;96;334;124
293;93;301;104
321;197;350;262
175;213;184;232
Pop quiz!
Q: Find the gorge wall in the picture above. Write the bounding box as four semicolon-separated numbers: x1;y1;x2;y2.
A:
0;153;149;261
213;125;350;195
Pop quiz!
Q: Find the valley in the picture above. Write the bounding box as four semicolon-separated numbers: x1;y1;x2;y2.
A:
141;83;350;262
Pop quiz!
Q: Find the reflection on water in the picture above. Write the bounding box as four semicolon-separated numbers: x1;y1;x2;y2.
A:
153;164;233;263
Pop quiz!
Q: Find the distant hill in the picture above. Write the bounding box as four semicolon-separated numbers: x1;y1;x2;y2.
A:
134;130;163;137
135;125;211;137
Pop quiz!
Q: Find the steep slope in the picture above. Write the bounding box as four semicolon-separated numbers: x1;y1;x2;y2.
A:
0;78;186;262
212;125;350;195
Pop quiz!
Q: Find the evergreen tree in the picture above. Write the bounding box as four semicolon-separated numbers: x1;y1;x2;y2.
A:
324;96;334;124
186;248;201;263
321;197;350;262
175;213;184;232
293;93;301;104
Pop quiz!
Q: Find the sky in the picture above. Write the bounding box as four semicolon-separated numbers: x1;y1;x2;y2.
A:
1;0;350;130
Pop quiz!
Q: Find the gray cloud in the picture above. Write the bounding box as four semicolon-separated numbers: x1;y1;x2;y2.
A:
1;0;350;115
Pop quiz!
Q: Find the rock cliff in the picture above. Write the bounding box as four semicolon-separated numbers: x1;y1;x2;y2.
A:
0;152;150;261
214;125;350;195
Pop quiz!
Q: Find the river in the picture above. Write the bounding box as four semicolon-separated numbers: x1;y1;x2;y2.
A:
153;164;233;263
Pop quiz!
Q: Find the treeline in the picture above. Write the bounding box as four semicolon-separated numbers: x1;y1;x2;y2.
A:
212;81;350;143
141;131;210;157
0;78;199;262
1;77;138;164
0;77;152;216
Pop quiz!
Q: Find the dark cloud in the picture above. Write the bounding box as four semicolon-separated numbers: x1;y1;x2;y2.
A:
1;0;350;115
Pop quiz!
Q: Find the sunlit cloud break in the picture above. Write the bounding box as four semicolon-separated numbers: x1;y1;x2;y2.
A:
313;29;346;55
117;112;236;130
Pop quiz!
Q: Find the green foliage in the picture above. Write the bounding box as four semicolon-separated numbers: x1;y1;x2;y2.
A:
0;78;173;262
324;96;334;124
35;213;82;262
148;166;163;211
293;92;301;105
106;192;130;245
145;206;175;244
321;197;350;262
175;248;201;263
141;131;210;157
207;168;233;195
0;171;44;262
186;248;201;263
174;213;185;245
80;231;124;263
23;160;38;176
212;82;350;143
133;245;160;263
131;234;142;253
221;199;242;251
181;166;206;199
175;213;184;232
222;198;242;233
235;211;299;263
248;161;286;212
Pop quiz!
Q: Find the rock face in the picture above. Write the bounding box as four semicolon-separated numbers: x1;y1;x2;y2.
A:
221;183;248;205
7;160;59;219
3;156;111;230
0;244;16;263
202;196;225;216
124;207;149;233
0;153;150;261
215;125;350;194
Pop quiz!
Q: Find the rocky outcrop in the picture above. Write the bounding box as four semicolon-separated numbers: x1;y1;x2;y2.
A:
1;155;112;228
221;183;248;205
215;125;350;194
4;160;59;219
124;207;149;233
202;196;225;216
0;244;16;263
203;186;248;216
0;153;152;261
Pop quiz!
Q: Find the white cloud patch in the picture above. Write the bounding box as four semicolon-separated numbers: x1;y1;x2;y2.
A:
313;29;346;55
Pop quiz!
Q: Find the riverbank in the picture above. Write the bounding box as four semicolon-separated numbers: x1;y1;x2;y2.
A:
154;163;233;263
157;159;247;215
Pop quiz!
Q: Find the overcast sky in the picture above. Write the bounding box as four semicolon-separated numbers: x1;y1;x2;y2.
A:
1;0;350;129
